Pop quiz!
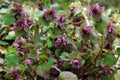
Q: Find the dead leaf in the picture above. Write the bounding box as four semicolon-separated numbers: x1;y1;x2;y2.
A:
0;46;7;54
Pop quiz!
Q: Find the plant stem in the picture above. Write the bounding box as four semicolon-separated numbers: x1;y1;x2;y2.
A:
94;35;104;63
82;35;104;76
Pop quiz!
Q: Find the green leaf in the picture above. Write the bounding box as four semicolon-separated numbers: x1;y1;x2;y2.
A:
5;53;19;68
0;40;9;46
81;59;85;65
47;39;53;48
60;52;68;60
60;56;66;60
63;62;70;69
41;62;51;71
55;49;61;57
40;36;47;41
116;47;120;56
5;35;15;40
104;54;117;66
8;47;16;54
69;52;77;60
3;14;15;25
102;74;115;80
48;57;56;65
35;65;45;76
44;0;51;7
19;64;26;74
39;54;48;61
5;47;18;68
95;21;107;34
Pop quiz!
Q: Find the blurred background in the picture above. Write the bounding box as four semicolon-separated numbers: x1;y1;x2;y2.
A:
0;0;120;8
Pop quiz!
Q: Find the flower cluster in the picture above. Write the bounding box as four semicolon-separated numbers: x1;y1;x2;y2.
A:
69;58;82;69
56;35;67;48
80;24;93;36
106;22;116;44
25;59;31;65
56;15;66;22
43;7;57;21
12;2;27;18
55;23;64;29
13;18;32;30
88;3;104;17
13;37;30;54
55;15;66;29
98;64;115;77
55;58;82;70
9;67;22;80
13;37;25;48
107;22;116;33
36;49;41;55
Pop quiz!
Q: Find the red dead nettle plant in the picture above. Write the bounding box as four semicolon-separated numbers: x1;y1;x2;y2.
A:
3;1;120;80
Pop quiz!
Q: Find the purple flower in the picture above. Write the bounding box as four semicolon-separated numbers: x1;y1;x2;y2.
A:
107;22;116;33
43;8;49;12
54;60;63;68
12;2;27;18
56;15;66;22
21;11;27;16
69;58;82;69
14;43;19;48
69;61;73;65
88;8;93;15
109;70;113;74
11;67;19;72
55;23;64;29
10;67;22;79
20;37;25;43
43;7;57;21
25;59;31;65
14;18;32;30
27;36;32;41
14;37;25;48
111;66;115;71
98;70;103;74
36;49;41;55
81;24;93;36
56;35;67;48
88;3;104;17
73;59;79;63
100;64;105;68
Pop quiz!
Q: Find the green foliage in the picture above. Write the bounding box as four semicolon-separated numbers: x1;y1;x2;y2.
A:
102;75;116;80
3;14;15;25
95;21;107;34
116;47;120;56
47;39;53;48
104;54;117;66
40;36;47;41
0;40;9;46
5;47;19;68
19;64;26;74
60;52;68;60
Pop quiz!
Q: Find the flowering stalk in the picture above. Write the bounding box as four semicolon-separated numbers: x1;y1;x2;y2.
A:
82;35;104;76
